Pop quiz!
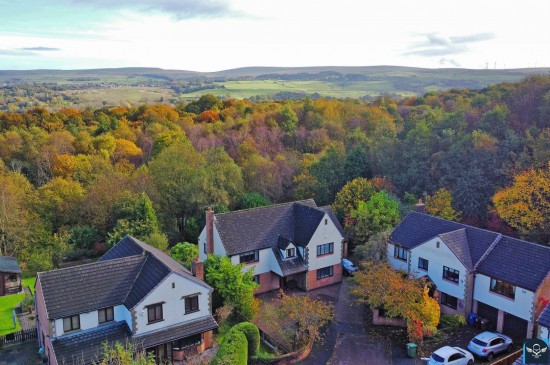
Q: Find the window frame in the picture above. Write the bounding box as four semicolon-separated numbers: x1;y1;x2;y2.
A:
98;306;114;324
253;274;260;285
316;265;334;280
146;303;164;324
316;242;334;257
442;266;459;283
239;250;260;264
418;257;429;271
440;292;458;309
286;247;296;258
184;295;200;314
489;278;516;300
394;246;407;261
62;314;80;332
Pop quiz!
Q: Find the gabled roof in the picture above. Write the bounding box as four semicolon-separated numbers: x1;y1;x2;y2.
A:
391;211;550;292
318;205;346;238
39;235;210;319
52;321;131;365
476;236;550;292
0;256;22;274
271;247;308;276
38;255;144;319
277;236;293;250
537;303;550;328
438;229;473;271
214;200;344;255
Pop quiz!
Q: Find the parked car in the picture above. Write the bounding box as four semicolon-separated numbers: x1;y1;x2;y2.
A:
342;258;357;276
423;346;474;365
467;331;513;361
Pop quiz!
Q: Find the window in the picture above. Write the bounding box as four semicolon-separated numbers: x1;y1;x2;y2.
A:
325;219;328;225
98;307;114;324
440;292;458;309
436;241;440;248
63;315;80;332
147;303;163;323
286;248;296;258
394;246;407;261
316;243;334;256
8;274;18;282
172;334;202;350
184;295;199;314
239;250;259;264
448;352;465;362
253;275;260;285
203;242;207;254
491;338;505;346
317;266;334;279
443;266;459;283
418;257;429;271
490;278;515;300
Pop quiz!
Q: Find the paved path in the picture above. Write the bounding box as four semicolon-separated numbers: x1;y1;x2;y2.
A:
299;277;422;365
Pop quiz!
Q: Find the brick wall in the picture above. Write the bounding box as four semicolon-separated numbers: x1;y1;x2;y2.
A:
255;272;281;294
306;263;342;291
35;278;57;365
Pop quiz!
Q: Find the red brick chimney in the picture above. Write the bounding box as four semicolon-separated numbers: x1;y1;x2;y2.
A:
416;199;427;213
206;207;214;255
191;258;204;280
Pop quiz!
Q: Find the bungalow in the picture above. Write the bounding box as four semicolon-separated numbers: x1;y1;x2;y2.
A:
35;236;217;365
389;210;550;340
197;199;346;293
0;256;22;296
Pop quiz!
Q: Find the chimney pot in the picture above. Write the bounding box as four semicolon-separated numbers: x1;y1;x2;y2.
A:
416;199;427;213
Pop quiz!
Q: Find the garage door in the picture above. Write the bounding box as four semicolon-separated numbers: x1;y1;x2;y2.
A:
477;301;499;327
503;312;529;340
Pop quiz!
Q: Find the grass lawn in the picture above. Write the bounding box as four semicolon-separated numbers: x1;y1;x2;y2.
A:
23;276;36;294
0;293;24;335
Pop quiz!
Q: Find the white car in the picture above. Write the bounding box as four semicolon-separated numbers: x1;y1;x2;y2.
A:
424;346;474;365
467;331;513;361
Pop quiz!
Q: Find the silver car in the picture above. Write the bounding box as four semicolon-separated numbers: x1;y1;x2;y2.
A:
467;331;513;361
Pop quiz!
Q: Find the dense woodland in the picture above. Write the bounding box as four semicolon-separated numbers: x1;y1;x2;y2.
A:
0;76;549;272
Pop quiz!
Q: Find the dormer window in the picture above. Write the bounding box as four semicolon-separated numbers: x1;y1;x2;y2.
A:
98;306;114;324
63;314;80;332
286;248;296;258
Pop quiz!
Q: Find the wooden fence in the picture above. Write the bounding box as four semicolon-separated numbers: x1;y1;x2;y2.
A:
491;349;522;365
0;328;37;347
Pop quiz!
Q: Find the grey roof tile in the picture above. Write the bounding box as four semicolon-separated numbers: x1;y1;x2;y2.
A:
271;247;308;276
0;256;22;273
439;229;473;271
133;316;218;349
38;255;144;319
476;236;550;292
52;321;131;365
392;211;550;292
537;303;550;327
214;200;343;255
123;255;170;309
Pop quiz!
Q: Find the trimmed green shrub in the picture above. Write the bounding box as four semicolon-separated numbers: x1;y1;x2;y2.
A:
439;314;467;330
211;327;248;365
233;322;260;357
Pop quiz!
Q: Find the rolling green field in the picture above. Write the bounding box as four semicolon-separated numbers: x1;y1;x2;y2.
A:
178;80;416;99
66;87;176;108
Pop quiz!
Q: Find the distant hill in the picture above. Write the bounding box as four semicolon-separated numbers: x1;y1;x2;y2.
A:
1;66;549;110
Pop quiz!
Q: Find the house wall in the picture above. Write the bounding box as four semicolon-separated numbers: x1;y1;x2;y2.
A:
53;304;132;338
133;272;211;335
198;224;225;261
1;272;22;296
474;274;534;321
232;248;273;275
254;271;281;294
35;278;57;365
387;242;409;272
306;263;342;291
409;237;468;303
306;213;343;271
539;326;549;340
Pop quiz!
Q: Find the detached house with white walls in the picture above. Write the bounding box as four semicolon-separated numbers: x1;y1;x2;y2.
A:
389;211;550;340
197;199;346;293
35;236;217;365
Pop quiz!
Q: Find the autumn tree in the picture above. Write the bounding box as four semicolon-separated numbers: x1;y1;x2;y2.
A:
261;290;334;351
332;177;376;220
237;192;271;210
354;229;391;263
351;262;440;342
426;188;461;221
493;163;550;243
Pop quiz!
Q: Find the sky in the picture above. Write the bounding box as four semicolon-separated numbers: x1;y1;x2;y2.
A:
0;0;549;71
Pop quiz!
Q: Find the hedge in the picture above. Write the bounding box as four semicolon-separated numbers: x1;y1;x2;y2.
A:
233;322;260;357
211;327;248;365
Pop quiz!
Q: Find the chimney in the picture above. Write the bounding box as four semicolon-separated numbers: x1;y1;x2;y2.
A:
206;207;214;255
191;258;204;280
416;199;426;213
